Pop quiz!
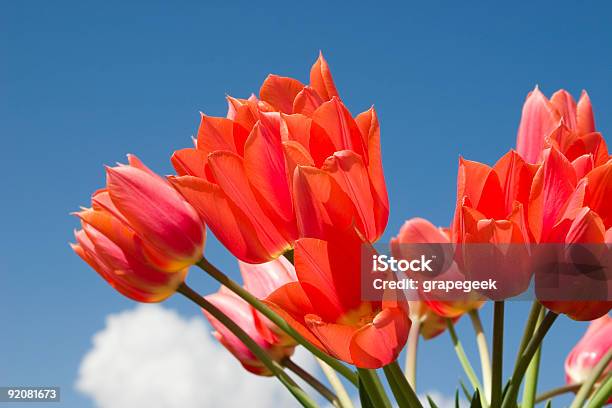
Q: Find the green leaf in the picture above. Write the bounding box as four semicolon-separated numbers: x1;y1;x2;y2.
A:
427;395;440;408
470;390;482;408
545;399;552;408
460;380;472;401
501;379;511;400
358;376;375;408
455;390;461;408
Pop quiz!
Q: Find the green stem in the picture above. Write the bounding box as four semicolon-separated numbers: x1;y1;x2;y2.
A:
383;361;424;408
501;311;558;408
177;283;318;408
514;302;543;371
521;309;545;408
284;358;339;407
404;316;421;389
586;372;612;408
534;383;581;404
491;301;505;408
570;349;612;408
446;318;486;405
316;358;354;408
469;309;492;403
196;257;358;386
357;369;392;408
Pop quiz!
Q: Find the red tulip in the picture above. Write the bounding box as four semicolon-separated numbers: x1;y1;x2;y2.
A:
71;155;205;302
516;88;605;165
514;88;612;320
204;288;295;376
452;151;537;299
565;314;612;402
532;150;612;320
391;217;484;318
169;53;388;263
263;230;409;368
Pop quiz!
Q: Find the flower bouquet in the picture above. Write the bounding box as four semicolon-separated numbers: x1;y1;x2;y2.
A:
71;54;611;408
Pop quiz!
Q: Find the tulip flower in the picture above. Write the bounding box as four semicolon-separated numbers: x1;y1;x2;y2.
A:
71;155;205;302
532;149;612;320
516;88;607;166
204;288;296;376
169;53;388;263
451;151;537;299
515;88;611;320
239;257;299;347
262;230;409;368
391;217;484;318
565;314;612;402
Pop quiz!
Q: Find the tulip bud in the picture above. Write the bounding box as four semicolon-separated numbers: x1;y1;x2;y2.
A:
71;155;205;302
565;315;612;402
204;288;295;376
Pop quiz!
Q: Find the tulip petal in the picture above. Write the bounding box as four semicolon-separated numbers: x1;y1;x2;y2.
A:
356;107;389;239
244;122;296;234
565;132;610;167
280;113;312;147
240;257;297;299
78;225;186;300
259;74;305;114
529;147;577;242
309;52;339;101
564;207;606;244
208;151;292;255
585;162;612;227
295;236;364;317
493;150;537;214
550;90;578;130
205;292;268;366
571;154;594;181
349;308;410;368
76;208;138;258
264;282;325;349
516;87;560;163
106;165;204;264
293;86;324;116
126;154;158;177
282;141;314;179
292;165;356;240
169;175;273;263
393;218;449;244
548;122;578;154
312;98;368;162
196;114;238;155
293;238;350;321
226;95;259;130
304;315;355;362
322;151;378;241
457;158;505;218
171;148;208;179
577;91;596;135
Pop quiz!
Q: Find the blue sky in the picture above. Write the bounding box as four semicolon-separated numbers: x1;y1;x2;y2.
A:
1;1;611;407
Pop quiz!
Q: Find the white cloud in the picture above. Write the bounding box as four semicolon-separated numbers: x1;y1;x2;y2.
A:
76;304;319;408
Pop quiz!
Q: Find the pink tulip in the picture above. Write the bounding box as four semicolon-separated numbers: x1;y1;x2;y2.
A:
516;88;604;165
204;288;295;376
565;314;612;402
71;155;205;302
